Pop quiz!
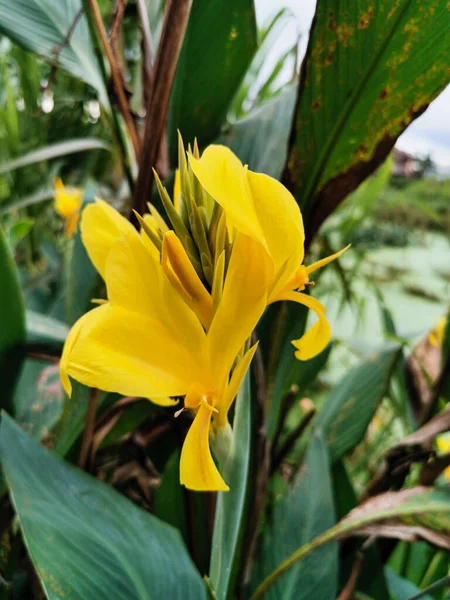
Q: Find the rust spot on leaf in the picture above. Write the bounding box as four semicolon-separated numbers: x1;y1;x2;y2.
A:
312;98;321;111
336;23;354;46
379;88;388;101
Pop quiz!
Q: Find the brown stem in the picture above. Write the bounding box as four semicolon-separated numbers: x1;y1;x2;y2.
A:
420;452;450;486
133;0;192;215
136;0;154;107
421;352;450;424
79;388;100;469
337;552;364;600
110;0;129;88
87;0;141;158
27;352;60;364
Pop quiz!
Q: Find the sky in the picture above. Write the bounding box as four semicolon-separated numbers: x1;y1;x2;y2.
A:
255;0;450;171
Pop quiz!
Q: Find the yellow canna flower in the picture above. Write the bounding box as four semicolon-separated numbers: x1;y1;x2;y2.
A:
189;146;349;360
54;178;84;238
60;199;270;491
429;315;447;347
436;435;450;480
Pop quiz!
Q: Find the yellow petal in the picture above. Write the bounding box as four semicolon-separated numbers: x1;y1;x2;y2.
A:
149;396;179;407
81;198;136;280
54;179;83;219
188;145;265;244
180;403;229;491
162;231;213;329
60;308;86;396
173;169;181;212
62;303;203;400
246;170;304;295
216;343;258;426
429;315;447;347
306;244;351;275
105;231;211;380
436;436;450;453
276;291;331;360
207;233;270;393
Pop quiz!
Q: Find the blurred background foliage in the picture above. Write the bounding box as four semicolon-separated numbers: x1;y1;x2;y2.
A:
0;1;450;599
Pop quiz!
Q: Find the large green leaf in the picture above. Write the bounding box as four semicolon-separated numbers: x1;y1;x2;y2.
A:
13;358;65;440
285;0;450;240
251;432;337;600
315;344;402;461
168;0;257;160
0;412;208;600
0;226;26;412
209;373;252;599
219;85;297;179
250;486;450;600
0;0;106;102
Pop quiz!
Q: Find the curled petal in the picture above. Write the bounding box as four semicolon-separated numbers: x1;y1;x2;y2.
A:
180;404;229;492
188;145;264;245
276;291;331;361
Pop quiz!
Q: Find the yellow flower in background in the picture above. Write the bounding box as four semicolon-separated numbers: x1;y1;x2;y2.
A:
429;315;447;347
54;178;84;237
60;199;270;491
189;146;349;360
436;436;450;480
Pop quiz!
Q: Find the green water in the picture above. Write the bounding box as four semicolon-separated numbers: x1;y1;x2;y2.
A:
320;231;450;345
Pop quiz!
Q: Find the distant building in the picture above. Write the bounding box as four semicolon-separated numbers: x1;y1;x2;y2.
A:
392;148;422;177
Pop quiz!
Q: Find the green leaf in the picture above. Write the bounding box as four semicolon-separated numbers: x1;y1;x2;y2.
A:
0;225;26;412
0;138;109;175
0;189;54;216
220;85;297;179
13;358;65;440
168;0;257;159
251;432;337;600
250;486;450;600
0;412;208;600
385;567;433;600
0;0;107;102
285;0;450;238
7;218;34;249
315;344;402;461
337;154;393;238
153;450;188;545
64;185;102;325
51;381;90;456
229;8;296;119
26;310;69;344
209;372;252;599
